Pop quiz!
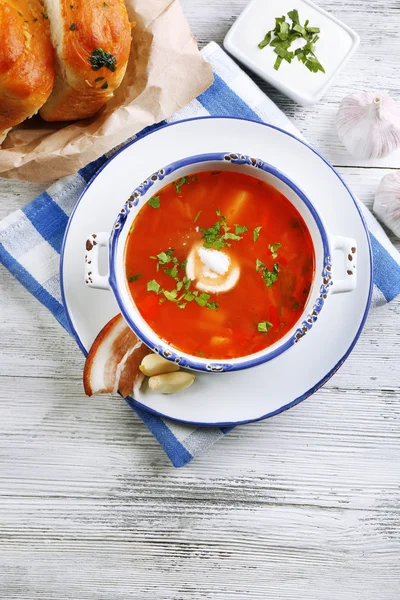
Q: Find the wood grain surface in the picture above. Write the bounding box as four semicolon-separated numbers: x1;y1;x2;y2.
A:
1;1;399;598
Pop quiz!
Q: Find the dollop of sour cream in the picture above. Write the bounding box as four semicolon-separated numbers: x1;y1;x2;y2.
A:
186;243;240;293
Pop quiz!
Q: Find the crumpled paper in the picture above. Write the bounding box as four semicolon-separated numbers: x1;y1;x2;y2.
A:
0;0;213;182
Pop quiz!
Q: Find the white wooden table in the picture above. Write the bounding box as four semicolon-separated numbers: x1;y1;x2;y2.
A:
1;1;399;598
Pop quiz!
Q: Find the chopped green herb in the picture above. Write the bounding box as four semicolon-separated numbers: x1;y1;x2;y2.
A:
195;292;210;307
253;226;262;242
104;2;110;7
274;56;283;71
148;195;160;209
155;249;174;264
257;321;273;333
174;176;188;193
235;224;248;235
164;265;178;279
95;77;105;82
256;259;280;287
256;258;265;272
70;23;77;30
177;302;187;310
258;31;272;49
194;210;202;223
223;232;242;241
89;48;117;72
164;289;178;302
288;9;300;24
263;263;280;287
269;242;282;258
207;302;219;310
128;273;141;282
181;259;188;271
147;280;161;293
41;11;48;19
184;292;195;302
101;81;109;89
258;9;325;74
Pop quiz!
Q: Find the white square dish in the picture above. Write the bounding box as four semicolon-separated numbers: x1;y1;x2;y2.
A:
223;0;360;106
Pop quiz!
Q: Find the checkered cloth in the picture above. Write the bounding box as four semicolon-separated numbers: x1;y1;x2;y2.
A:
1;43;400;467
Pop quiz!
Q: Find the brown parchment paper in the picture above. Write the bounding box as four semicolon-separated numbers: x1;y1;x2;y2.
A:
0;0;213;182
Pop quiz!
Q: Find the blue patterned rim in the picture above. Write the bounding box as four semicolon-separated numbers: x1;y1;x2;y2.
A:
108;152;332;373
59;116;373;427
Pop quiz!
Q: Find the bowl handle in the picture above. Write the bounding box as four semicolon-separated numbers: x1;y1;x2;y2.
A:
330;236;357;294
84;232;110;290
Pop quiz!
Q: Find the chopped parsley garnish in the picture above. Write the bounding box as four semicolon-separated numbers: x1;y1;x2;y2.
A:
70;23;77;30
235;224;248;235
128;273;141;282
164;264;178;279
194;210;202;223
89;48;117;72
207;302;219;310
104;2;109;7
269;242;282;258
253;226;262;241
147;280;161;293
154;249;175;264
163;289;178;302
256;258;280;287
258;9;325;74
257;321;273;333
175;176;188;193
174;175;198;194
200;210;247;250
146;248;218;311
148;195;160;209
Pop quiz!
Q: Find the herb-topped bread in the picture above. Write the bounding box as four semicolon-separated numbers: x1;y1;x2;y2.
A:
0;0;55;144
39;0;132;121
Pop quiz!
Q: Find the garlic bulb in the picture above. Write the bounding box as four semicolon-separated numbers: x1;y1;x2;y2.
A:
336;92;400;159
373;171;400;238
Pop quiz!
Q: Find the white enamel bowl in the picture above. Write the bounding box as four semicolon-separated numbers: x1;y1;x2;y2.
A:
84;152;357;373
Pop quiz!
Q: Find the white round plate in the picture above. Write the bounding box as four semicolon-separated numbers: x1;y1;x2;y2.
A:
61;117;372;426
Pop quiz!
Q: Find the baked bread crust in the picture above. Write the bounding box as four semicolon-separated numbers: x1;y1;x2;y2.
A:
0;0;55;141
39;0;132;121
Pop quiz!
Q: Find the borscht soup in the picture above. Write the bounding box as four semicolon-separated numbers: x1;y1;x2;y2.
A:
125;170;315;360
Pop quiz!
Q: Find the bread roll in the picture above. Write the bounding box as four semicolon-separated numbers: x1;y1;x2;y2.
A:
40;0;132;121
0;0;55;144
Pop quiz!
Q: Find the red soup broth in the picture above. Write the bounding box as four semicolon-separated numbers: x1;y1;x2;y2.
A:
124;170;315;360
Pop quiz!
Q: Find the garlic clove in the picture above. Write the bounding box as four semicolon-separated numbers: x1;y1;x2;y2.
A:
148;371;196;394
373;171;400;238
335;92;400;160
139;353;180;377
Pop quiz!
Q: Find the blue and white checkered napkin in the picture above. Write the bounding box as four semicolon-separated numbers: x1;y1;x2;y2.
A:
1;43;400;467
